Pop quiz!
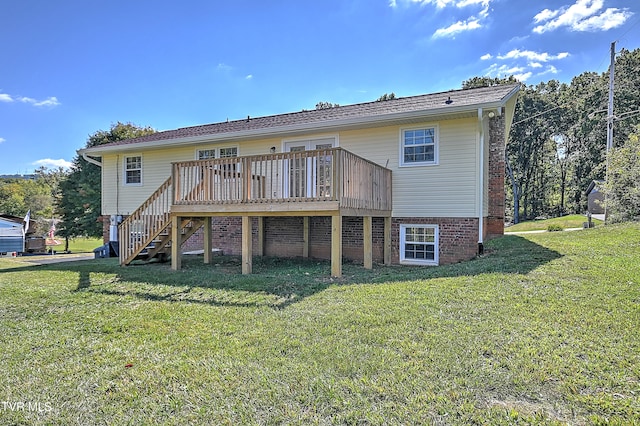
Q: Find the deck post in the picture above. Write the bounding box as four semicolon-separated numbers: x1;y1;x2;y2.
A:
242;215;252;274
303;217;310;258
203;216;212;264
383;216;391;266
171;215;181;270
363;216;372;269
257;216;264;257
331;215;342;277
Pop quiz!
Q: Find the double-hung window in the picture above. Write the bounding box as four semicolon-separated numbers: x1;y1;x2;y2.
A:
399;224;438;265
124;155;142;185
400;126;438;166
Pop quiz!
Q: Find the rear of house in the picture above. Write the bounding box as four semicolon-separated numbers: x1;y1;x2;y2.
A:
80;84;519;276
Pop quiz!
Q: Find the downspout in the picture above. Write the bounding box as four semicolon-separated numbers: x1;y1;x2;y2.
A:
477;108;484;254
82;152;102;167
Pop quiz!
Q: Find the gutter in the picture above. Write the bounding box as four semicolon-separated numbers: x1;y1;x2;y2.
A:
82;152;103;167
81;99;517;156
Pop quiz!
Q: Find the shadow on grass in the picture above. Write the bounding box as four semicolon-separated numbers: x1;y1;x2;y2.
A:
0;235;560;309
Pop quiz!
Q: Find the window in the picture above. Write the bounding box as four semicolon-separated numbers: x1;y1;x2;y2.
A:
400;224;438;265
197;149;216;160
124;155;142;185
400;126;438;166
196;147;238;160
219;147;238;158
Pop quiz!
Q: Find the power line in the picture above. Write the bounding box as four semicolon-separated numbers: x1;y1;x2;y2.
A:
511;104;565;126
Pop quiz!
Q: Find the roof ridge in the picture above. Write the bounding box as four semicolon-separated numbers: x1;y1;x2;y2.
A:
81;84;520;152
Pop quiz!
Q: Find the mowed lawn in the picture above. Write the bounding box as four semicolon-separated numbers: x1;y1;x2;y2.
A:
505;214;604;232
1;224;639;425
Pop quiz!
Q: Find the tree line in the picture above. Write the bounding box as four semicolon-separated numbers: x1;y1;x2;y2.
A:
465;48;640;223
2;48;639;241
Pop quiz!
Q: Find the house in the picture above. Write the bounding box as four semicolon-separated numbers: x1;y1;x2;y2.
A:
0;214;43;253
0;217;25;254
79;84;520;277
586;179;605;214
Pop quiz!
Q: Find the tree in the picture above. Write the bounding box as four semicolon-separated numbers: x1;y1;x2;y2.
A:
462;75;519;89
376;93;396;101
56;122;155;241
602;127;640;222
0;168;65;234
315;101;339;109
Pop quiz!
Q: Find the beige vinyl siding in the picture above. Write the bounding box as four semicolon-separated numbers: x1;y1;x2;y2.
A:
339;118;479;218
101;139;282;215
101;119;480;218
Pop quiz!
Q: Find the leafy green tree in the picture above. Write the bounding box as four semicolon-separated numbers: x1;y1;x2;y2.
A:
0;168;65;234
603;127;640;222
376;93;396;101
462;75;519;89
56;122;155;240
315;101;339;109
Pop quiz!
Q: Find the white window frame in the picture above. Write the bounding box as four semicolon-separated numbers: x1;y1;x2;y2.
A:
282;135;338;198
123;154;143;186
399;224;439;265
399;125;439;167
195;146;239;160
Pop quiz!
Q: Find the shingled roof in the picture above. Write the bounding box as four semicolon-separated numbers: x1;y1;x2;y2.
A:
83;84;519;153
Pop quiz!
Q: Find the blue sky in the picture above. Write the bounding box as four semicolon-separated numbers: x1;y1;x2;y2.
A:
1;0;638;175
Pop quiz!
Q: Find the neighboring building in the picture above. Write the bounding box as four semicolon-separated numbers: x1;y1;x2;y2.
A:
79;84;520;276
0;217;24;254
586;179;605;214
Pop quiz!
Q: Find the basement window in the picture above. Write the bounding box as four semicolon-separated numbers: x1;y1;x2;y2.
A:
399;224;438;265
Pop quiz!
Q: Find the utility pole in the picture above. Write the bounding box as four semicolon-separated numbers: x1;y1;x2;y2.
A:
604;41;616;223
607;41;616;151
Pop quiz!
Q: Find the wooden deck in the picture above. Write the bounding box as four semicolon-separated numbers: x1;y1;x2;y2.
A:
119;148;392;277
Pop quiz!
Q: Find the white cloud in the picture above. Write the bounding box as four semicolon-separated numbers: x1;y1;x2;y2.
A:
432;17;481;38
480;53;493;60
0;137;5;144
497;49;570;62
393;0;489;8
513;72;533;82
392;0;492;37
533;8;560;23
32;158;72;169
0;92;60;107
245;74;253;80
539;65;560;75
529;62;543;68
216;63;233;72
572;7;633;31
29;97;61;107
485;63;532;82
533;0;633;33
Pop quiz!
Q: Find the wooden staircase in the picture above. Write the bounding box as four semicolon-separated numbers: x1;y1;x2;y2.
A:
118;177;205;265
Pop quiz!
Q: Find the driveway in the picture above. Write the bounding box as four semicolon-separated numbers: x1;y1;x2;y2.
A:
6;253;95;265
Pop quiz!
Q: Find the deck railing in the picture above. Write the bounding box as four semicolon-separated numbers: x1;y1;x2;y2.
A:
172;148;392;211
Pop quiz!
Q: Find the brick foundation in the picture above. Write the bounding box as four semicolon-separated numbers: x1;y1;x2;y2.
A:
100;215;110;245
175;215;479;266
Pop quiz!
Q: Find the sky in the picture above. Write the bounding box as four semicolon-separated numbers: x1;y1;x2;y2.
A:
0;0;638;175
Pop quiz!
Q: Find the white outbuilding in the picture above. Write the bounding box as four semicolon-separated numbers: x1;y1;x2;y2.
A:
0;217;25;254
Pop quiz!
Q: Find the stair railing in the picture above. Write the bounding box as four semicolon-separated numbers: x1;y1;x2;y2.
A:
118;176;173;265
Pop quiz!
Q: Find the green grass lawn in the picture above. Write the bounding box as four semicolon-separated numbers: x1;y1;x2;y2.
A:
1;223;639;424
506;214;604;232
65;237;104;253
